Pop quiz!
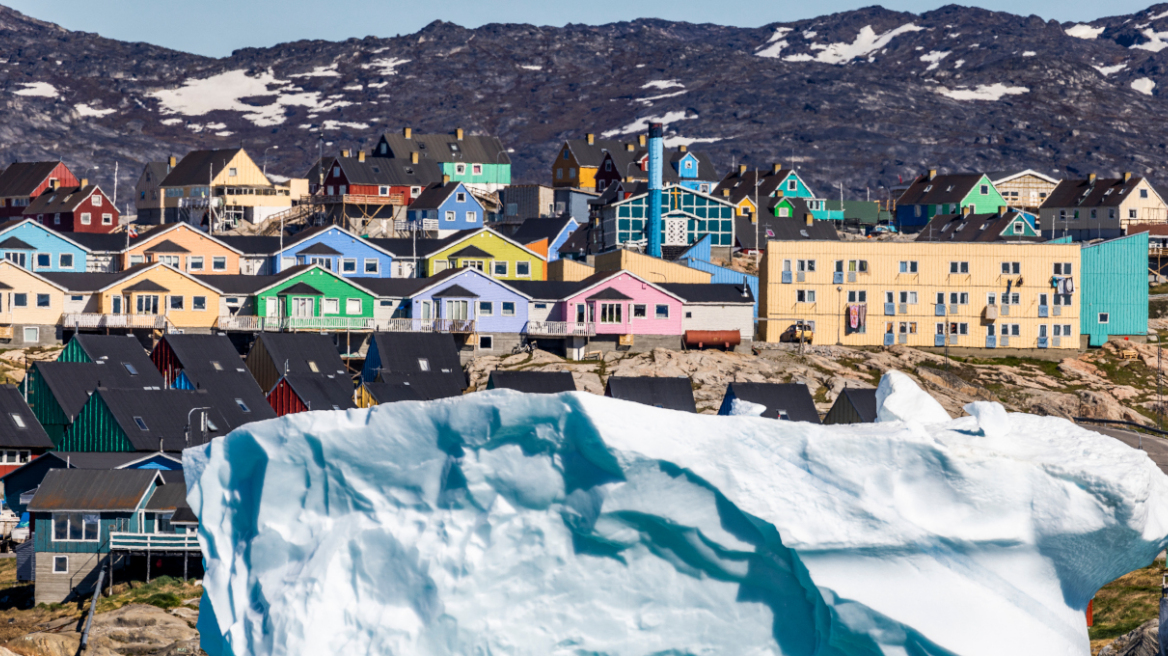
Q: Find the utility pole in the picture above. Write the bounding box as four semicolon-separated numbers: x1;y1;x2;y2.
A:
112;161;118;208
754;169;760;270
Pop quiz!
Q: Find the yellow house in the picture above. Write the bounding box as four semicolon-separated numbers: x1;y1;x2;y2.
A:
990;170;1059;211
425;229;547;280
53;263;224;332
158;148;293;229
760;240;1081;350
594;249;712;284
553;135;634;190
0;261;67;346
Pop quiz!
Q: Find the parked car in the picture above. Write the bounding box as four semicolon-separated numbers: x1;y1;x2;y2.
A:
780;323;814;343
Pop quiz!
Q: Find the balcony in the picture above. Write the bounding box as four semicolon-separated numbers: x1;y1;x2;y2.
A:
378;318;476;333
833;272;844;284
64;313;165;329
523;321;596;337
110;531;200;552
317;193;404;206
215;316;375;332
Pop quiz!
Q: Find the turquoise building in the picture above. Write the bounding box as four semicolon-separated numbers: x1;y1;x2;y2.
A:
374;128;510;191
1080;232;1148;347
602;185;736;251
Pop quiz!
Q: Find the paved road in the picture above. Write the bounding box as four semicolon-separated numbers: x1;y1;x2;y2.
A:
1080;423;1168;475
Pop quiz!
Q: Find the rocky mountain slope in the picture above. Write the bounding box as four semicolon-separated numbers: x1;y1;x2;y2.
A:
4;4;1168;203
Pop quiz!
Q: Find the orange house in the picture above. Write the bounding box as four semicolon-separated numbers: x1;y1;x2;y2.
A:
122;223;244;274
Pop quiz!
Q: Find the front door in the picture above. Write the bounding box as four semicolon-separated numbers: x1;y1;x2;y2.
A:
291;297;314;318
136;294;159;315
664;218;687;246
111;296;123;314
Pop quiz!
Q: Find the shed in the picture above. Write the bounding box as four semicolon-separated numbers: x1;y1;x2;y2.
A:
718;382;821;423
822;388;878;425
604;376;696;413
61;389;233;452
245;333;347;392
486;370;576;394
267;374;355;416
363;333;465;385
25;360;164;445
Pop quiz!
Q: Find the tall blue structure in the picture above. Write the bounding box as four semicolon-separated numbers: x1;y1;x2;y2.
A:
647;122;664;258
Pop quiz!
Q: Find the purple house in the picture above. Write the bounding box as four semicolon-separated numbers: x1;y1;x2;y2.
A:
408;267;531;354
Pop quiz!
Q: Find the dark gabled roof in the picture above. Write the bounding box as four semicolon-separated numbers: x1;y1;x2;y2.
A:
157;334;244;375
24;185;106;214
659;283;754;304
28;469;159;512
722;382;821;423
712;167;793;206
216;235;283;255
0;162;67;197
367;373;465;402
185;371;276;428
379;131;510;166
333;155;445;187
40;451;183;470
146;480;188;511
432;284;479;298
448;245;492;259
0;236;34;250
65;232;129;252
40;263;155;292
170;506;199;524
600;146;718;186
914;212;1041;243
195;265;311;295
409;181;466;211
897;173;986;206
605;376;696;413
487;370;576;394
557;225;592;258
356;277;432;298
0;281;11;290
144;239;190;254
562;137;631;168
277;224;338;251
839;388;878;423
370;334;465;382
278;282;323;296
586;287;632;301
122;279;170;293
1043;176;1148;209
95;388;233;449
735;216;839;249
32;361;163;422
281;374;356;411
506;280;591;300
509;217;577;246
69;334;161;377
252;333;347;377
161;149;252;187
367;232;468;259
296;242;342;256
0;385;53;448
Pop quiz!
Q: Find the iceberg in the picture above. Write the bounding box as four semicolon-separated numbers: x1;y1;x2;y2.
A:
185;374;1168;656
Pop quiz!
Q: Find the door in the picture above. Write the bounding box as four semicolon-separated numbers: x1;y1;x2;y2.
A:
111;296;122;314
575;304;586;323
664;218;687;246
291;297;314;318
265;297;278;318
136;294;159;315
418;301;432;320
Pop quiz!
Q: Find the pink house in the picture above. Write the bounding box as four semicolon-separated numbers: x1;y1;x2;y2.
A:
559;271;685;335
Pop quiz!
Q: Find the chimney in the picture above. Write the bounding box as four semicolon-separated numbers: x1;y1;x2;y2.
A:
772;163;782;175
1124;171;1133;182
647;122;664;258
805;214;813;226
962;205;971;217
80;178;88;188
442;174;450;186
998;205;1006;217
403;127;412;139
410;151;419;164
456;128;464;141
679;144;687;153
586;133;595;145
168;156;177;168
928;168;938;181
1088;173;1096;185
638;134;647;147
722;188;730;197
738;164;747;176
625;143;635;152
342;149;351;158
358;151;366;162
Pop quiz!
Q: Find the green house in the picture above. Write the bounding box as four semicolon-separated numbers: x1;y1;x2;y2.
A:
1081;232;1149;347
254;264;376;330
896;172;1008;230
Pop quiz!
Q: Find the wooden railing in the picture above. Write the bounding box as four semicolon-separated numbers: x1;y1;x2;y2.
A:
217;316;476;333
523;321;596;337
378;318;476;333
64;313;166;329
109;531;200;551
316;193;404;205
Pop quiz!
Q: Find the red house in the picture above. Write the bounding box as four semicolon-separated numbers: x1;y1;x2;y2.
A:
311;151;443;207
0;161;80;219
24;182;119;233
267;374;356;416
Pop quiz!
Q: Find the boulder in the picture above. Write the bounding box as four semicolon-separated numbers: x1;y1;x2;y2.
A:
1097;618;1159;655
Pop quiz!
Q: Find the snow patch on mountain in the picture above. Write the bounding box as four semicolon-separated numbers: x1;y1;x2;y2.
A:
783;23;924;64
361;57;410;75
1132;28;1168;52
1148;8;1168;20
74;103;115;117
663;135;722;147
12;82;58;98
636;89;687;105
935;83;1029;101
1132;77;1156;95
1023;51;1036;56
320;120;370;130
642;79;684;90
755;27;792;58
289;65;340;78
1065;23;1105;39
602;110;696;137
148;69;351;127
518;64;542;71
1095;63;1127;75
920;50;950;71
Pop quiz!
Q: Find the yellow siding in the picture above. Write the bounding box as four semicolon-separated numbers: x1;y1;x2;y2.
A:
213;150;271;187
548;258;595;282
427;231;547;280
123;224;242;273
594;249;712;284
356;384;376;408
0;263;64;325
100;266;222;329
760;240;1081;349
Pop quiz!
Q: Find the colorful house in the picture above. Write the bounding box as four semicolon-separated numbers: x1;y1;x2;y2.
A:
253;265;375;331
122;222;244;274
896;171;1007;231
374;128;511;193
25;183;119;233
552;134;627;190
48;262;225;333
1039;173;1167;240
661;282;755;350
423;229;547;280
406;180;486;236
66;232;129;273
509;217;579;262
0;260;68;346
25;360;165;445
313;150;443;207
60;388;231;452
149;334;276;428
156;148;293;229
0;162;79;219
600;185;737;256
0;384;53;478
1080;232;1149;347
593;143;720;194
405;267;532;353
1;451;182;517
914;209;1043;242
0;218;89;272
712;164;832;219
133;159;175;224
557;270;685;344
272;225;395;277
267;374;355;416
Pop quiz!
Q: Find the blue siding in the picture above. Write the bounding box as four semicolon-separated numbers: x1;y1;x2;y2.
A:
1081;232;1148;347
547;218;579;262
679;235;760;318
411;269;529;334
0;220;87;272
554;188;593;222
275;227;393;277
362;341;383;383
408;183;485;232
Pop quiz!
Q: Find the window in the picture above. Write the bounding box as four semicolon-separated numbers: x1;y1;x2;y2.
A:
1002;324;1020;336
169;296;184;310
1053;262;1072;276
193;296;206;310
788;180;797;191
1053;324;1073;336
211;256;226;272
102;214;112;225
53;555;69;573
502;302;515;316
848;259;869;273
633;304;647;318
36;294;49;308
455;164;466;175
1141;189;1149;199
980;184;989;195
1001;262;1021;275
796;290;816;303
479;301;493;316
342;258;357;273
472;164;482;175
52;512;100;543
1012;222;1023;234
456;192;467;203
22;327;37;343
133;415;148;430
948;322;970;335
129;255;145;266
59;253;73;269
80;212;91;225
599;303;622;323
516;261;531;277
10;414;25;429
159;255;180;267
364;259;379;274
493;261;508;277
1054;294;1071;306
12;294;26;307
556;168;563;180
52;214;60;225
604;160;613;172
228;167;238;177
1130;209;1138;219
69;295;82;302
464;210;478;223
323;298;339;314
898;261;918;274
884;291;894;303
188;256;204;271
948;292;969;305
987;293;996;305
35;253;50;269
898;291;917;304
1000;293;1020;305
655;304;670;319
92;194;102;207
898;322;918;334
418;358;430;372
569;167;576;178
1099;313;1110;324
534;303;547;309
847;290;867;303
949;261;969;274
345;298;361;315
307;360;320;373
445;210;456;222
479;335;493;350
797;259;816;272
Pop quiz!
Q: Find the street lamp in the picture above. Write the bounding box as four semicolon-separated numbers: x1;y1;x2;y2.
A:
185;407;211;448
263;145;279;178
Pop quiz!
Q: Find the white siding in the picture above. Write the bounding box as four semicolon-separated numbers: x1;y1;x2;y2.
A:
681;304;754;340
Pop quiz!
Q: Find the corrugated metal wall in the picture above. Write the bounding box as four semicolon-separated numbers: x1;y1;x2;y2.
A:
26;368;69;446
60;393;132;452
57;340;91;363
1081;232;1149;346
679;235;760;318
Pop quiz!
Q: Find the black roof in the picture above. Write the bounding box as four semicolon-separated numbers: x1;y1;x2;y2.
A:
40;451;183;470
331;155;445;187
188;372;276;427
1043;176;1148;209
0;236;35;250
0;385;53;448
409;181;467;211
838;388;878;422
93;388;233;450
660;283;753;304
195;265;311;295
487;370;576;394
356;277;431;298
279;282;324;296
378;131;510;166
33;361;163;422
170;506;199;524
161;149;252;187
41;264;153;292
122;278;170;293
145;480;188;511
897;173;986;206
605;376;696;413
507;280;590;300
155;334;244;376
510;217;577;246
735;216;839;249
63;232;129;252
370;333;465;383
143;239;190;254
367;234;464;259
712;167;796;206
721;382;821;423
296;242;342;256
252;333;347;377
216;235;283;255
432;284;479;298
0;162;67;197
448;245;492;259
28;469;160;512
586;287;632;301
70;334;158;371
282;374;356;411
915;212;1041;243
367;373;465;402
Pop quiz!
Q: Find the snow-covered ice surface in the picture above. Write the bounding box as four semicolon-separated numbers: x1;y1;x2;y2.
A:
187;375;1168;656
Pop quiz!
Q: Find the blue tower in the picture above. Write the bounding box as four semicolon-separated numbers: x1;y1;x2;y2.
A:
647;122;664;258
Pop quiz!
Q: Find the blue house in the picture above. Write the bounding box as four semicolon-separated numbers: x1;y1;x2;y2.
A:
0;218;88;272
2;451;182;516
407;181;485;236
273;225;395;277
678;235;759;318
406;267;531;353
509;217;579;262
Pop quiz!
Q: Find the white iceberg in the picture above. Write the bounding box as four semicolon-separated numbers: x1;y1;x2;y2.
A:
186;374;1168;656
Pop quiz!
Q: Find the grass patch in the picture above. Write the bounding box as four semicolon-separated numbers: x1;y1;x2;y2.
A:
1089;563;1164;643
95;575;202;613
952;355;1064;379
1093;357;1153;390
813;385;830;405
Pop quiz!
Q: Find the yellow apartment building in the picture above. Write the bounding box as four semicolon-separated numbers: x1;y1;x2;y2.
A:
760;240;1081;350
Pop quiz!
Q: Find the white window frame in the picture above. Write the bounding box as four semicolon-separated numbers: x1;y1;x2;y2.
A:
898;261;918;274
516;261;531;277
102;213;113;225
212;256;227;271
187;256;204;271
169;295;184;311
949;261;969;274
53;555;68;573
1098;313;1110;324
345;298;362;315
466;211;478;223
478;301;493;316
502;302;515;316
493;260;508;277
364;258;379;274
478;334;493;350
341;258;357;274
323;298;340;315
80;212;91;225
52;512;99;542
193;296;207;311
444;210;456;222
59;253;73;269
